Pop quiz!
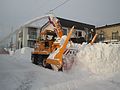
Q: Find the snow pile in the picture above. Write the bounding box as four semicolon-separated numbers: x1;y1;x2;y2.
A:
76;43;120;75
9;51;14;55
13;47;33;60
9;43;120;76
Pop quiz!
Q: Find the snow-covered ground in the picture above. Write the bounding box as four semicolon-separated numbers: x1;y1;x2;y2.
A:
0;43;120;90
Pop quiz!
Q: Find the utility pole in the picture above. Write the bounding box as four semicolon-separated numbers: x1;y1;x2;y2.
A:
10;27;13;51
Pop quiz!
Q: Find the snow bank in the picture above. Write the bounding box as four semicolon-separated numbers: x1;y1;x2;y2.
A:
9;43;120;76
76;43;120;75
12;47;33;60
9;51;14;55
12;43;120;76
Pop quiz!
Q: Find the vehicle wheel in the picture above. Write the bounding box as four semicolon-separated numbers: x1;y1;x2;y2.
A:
42;59;47;67
31;56;38;65
43;59;52;69
37;55;43;65
31;57;35;63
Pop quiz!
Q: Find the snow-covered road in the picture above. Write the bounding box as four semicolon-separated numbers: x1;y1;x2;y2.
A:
0;54;91;90
0;43;120;90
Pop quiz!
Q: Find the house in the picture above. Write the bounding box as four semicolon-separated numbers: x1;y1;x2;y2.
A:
16;26;40;49
96;23;120;43
16;17;95;49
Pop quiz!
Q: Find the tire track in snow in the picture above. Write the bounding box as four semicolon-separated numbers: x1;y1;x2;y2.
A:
109;80;120;88
16;72;35;90
40;78;92;90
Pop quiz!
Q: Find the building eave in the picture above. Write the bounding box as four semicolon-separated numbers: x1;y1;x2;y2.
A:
57;17;95;30
96;23;120;30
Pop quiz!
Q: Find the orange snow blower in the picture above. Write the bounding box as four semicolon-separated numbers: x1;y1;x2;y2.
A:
31;15;74;71
31;14;97;71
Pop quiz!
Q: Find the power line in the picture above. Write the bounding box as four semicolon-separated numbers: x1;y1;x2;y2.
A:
48;0;71;13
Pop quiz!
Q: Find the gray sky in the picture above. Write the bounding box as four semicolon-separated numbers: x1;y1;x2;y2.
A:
0;0;120;40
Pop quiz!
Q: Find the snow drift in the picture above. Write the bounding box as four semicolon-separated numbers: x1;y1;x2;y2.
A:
10;47;34;61
11;43;120;76
76;43;120;75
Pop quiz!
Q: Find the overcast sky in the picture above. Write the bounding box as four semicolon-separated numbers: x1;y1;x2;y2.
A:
0;0;120;41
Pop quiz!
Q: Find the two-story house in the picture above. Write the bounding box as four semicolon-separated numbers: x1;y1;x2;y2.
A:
16;26;39;48
16;17;95;49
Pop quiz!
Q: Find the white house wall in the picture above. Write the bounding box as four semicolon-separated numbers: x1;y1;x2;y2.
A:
22;27;28;47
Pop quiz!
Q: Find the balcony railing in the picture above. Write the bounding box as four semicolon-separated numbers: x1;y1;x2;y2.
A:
28;35;37;40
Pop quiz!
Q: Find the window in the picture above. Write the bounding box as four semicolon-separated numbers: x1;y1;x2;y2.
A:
78;31;82;37
98;30;105;42
28;27;37;39
99;34;104;41
29;34;37;39
28;40;36;48
75;30;83;38
19;31;23;38
112;31;118;40
62;28;68;35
